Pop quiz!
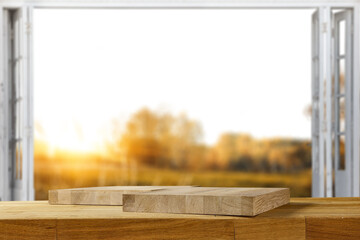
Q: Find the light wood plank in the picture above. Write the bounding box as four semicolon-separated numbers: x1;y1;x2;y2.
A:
48;186;194;206
123;187;290;216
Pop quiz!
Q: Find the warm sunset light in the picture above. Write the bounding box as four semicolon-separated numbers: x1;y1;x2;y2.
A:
33;9;314;200
35;121;101;153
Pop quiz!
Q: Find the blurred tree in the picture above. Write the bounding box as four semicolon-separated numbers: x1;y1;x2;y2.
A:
214;133;238;169
107;108;312;173
118;108;204;169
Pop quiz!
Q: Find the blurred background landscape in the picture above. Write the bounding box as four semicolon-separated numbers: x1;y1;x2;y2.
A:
34;9;315;199
34;107;312;199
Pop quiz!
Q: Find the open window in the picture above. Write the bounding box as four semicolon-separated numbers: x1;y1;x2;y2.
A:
333;9;353;197
311;8;354;197
311;10;323;197
0;8;33;201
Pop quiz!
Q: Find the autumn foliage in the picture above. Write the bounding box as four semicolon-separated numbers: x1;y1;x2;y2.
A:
107;108;311;173
34;107;313;199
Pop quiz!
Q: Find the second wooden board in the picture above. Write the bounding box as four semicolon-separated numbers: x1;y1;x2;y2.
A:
49;186;194;206
123;187;290;216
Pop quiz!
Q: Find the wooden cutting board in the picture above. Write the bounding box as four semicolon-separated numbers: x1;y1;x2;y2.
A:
48;186;195;206
123;187;290;216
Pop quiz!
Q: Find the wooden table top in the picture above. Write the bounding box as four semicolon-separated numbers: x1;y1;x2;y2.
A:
1;198;360;239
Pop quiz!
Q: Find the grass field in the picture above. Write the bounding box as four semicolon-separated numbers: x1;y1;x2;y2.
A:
35;161;311;200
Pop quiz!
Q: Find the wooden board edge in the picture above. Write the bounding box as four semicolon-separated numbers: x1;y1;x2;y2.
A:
253;188;290;216
123;193;277;217
48;190;59;205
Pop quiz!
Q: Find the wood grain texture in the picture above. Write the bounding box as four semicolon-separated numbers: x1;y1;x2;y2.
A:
235;218;305;240
306;217;360;240
49;186;193;206
0;220;56;240
1;198;360;240
56;218;234;240
123;187;290;216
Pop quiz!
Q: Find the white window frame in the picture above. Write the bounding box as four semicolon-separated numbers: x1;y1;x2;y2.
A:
333;9;354;197
0;0;359;200
0;6;33;201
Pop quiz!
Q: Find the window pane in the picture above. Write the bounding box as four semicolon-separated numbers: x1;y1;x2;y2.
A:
19;142;23;180
313;100;319;132
338;135;345;170
339;20;346;56
339;59;346;94
14;141;23;180
339;97;345;132
315;60;319;89
332;135;335;168
313;18;319;56
15;142;19;179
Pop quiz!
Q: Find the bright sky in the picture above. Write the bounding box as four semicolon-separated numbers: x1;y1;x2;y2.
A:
34;9;313;152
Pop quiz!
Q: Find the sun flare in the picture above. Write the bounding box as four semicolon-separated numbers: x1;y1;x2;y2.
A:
35;119;106;154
